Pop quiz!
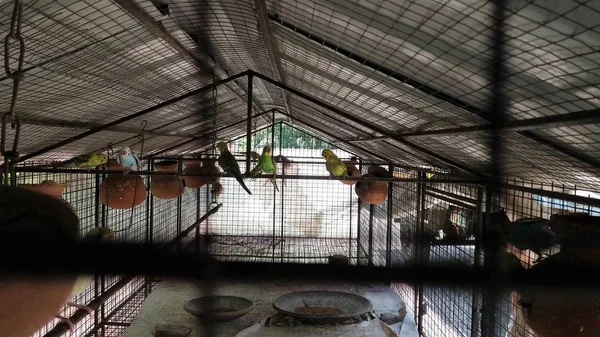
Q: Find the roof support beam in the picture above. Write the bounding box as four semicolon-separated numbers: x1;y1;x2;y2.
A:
251;71;483;177
19;71;249;162
19;117;195;139
148;108;275;157
254;0;293;121
344;107;600;142
114;0;267;121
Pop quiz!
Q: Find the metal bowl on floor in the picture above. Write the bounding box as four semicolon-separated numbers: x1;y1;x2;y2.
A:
184;296;255;322
273;290;373;325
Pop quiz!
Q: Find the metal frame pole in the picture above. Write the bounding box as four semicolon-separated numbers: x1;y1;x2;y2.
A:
246;73;253;175
386;164;394;268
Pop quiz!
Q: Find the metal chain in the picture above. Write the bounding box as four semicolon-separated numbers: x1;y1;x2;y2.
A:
211;71;217;157
2;0;24;186
210;72;219;205
113;120;147;234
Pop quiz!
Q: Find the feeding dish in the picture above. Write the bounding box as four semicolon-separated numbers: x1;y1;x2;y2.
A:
272;290;373;325
183;296;255;322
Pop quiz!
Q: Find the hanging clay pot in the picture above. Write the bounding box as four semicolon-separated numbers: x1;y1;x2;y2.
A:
354;166;390;205
20;180;68;199
99;160;147;209
183;159;206;189
151;160;184;199
341;162;361;185
203;158;221;184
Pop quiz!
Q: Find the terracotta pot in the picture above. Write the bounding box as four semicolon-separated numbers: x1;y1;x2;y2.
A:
20;180;67;199
354;173;388;205
183;160;206;189
99;160;147;209
341;162;360;185
151;160;184;199
203;159;221;184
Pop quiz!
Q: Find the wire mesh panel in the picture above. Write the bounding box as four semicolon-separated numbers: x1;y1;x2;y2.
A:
199;124;360;263
419;181;481;337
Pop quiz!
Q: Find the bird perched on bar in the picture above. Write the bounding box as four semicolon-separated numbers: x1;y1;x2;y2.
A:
0;186;80;337
503;217;560;264
56;153;108;169
321;149;347;179
216;141;252;195
54;227;115;333
116;146;142;173
249;145;279;192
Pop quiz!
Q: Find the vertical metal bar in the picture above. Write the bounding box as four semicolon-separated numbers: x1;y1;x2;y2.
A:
93;168;101;335
471;185;485;337
483;0;508;334
413;170;423;320
245;73;253;175
99;166;107;337
148;158;154;294
195;166;201;259
417;171;427;335
271;118;276;262
144;158;151;297
368;204;374;266
349;178;353;260
176;158;183;253
279;123;284;263
357;158;362;261
386;164;394;267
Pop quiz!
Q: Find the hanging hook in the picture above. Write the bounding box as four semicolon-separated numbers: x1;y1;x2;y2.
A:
137;120;147;141
106;142;114;157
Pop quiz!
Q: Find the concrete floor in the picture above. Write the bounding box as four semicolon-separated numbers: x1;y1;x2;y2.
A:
125;279;420;337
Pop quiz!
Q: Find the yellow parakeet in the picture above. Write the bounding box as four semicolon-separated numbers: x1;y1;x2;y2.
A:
57;153;108;169
321;149;347;178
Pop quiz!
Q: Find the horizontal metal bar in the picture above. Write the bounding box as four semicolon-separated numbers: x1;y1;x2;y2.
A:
19;70;250;162
19;117;194;138
3;242;600;288
424;191;477;210
101;322;131;327
424;186;479;204
502;182;600;208
345;108;600;140
13;167;484;183
148;108;273;157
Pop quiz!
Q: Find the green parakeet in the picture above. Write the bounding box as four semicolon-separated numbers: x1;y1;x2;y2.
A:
216;142;252;195
54;227;115;333
321;149;347;178
250;145;279;192
58;153;108;169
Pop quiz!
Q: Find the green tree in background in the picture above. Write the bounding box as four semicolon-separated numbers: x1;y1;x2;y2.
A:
235;123;336;150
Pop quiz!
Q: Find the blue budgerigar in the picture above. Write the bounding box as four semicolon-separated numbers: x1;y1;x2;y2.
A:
116;146;142;172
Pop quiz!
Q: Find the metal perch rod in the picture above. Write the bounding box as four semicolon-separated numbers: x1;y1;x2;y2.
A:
12;167;483;183
39;204;222;337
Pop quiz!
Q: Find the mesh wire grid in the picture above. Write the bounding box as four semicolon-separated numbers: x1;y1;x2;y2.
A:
1;1;600;337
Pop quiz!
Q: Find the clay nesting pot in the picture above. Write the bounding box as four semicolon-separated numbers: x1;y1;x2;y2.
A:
20;180;67;199
341;162;360;185
203;159;221;184
183;159;206;189
354;166;390;205
99;160;147;209
151;160;185;199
